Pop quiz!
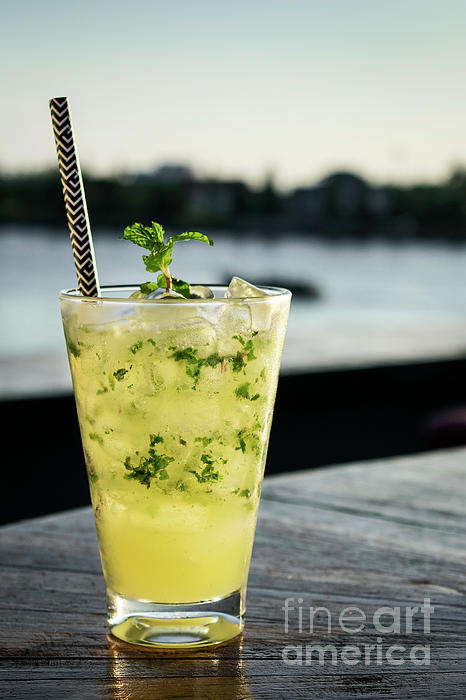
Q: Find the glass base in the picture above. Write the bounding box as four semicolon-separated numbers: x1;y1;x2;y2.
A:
107;589;244;648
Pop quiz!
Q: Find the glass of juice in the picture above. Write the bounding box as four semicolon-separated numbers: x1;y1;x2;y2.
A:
59;283;291;648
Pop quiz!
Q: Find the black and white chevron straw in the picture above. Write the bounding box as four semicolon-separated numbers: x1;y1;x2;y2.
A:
49;97;100;297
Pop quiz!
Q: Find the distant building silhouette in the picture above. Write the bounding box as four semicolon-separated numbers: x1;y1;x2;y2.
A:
320;172;368;216
1;165;464;238
286;171;393;228
186;180;247;220
287;186;326;221
365;187;392;217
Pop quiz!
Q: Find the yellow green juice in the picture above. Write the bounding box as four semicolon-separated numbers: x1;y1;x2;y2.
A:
60;286;290;608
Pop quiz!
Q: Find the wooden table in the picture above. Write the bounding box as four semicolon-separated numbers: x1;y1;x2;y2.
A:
2;448;466;699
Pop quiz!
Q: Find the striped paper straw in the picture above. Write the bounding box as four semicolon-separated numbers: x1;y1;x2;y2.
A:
49;97;100;297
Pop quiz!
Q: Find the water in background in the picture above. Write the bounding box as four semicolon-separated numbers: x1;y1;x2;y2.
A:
1;226;466;397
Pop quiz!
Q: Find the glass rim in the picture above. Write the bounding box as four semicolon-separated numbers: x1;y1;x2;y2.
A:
59;283;292;304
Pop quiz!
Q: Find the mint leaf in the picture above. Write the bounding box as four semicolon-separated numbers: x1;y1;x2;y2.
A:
170;347;198;363
235;382;260;401
89;432;103;446
243;339;256;361
204;353;223;368
195;437;213;448
149;433;164;445
231;352;247;373
67;338;81;358
169;231;214;246
124;434;174;488
142;240;174;273
189;466;220;483
156;274;191;299
140;281;158;294
172;277;191;298
233;487;252;498
123;223;158;250
235;383;251;400
122;221;213;292
150;221;165;244
140;275;191;299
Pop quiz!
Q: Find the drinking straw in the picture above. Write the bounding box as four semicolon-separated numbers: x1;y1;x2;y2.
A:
49;97;100;297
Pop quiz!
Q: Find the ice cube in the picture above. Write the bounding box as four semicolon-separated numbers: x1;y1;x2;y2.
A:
216;303;253;355
189;285;214;299
225;277;273;299
224;277;275;332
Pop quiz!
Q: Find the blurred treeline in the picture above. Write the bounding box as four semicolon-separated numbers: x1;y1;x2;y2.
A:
1;167;466;240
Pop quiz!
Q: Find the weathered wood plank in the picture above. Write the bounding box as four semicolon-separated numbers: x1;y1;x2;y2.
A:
3;674;466;700
1;448;466;698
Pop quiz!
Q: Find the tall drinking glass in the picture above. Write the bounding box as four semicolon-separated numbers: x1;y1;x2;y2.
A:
59;284;291;648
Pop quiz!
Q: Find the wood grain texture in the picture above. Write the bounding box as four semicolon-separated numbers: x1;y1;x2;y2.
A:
1;448;466;699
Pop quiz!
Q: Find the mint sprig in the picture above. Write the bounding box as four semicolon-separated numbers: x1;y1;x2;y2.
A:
123;221;213;295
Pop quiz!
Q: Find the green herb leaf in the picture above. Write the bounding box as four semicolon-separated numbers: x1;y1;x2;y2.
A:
170;231;214;246
124;434;174;489
140;281;158;294
113;368;129;381
67;338;81;358
150;221;165;244
123;222;161;250
189;466;220;483
243;339;256;361
123;221;213;289
195;437;213;448
149;434;164;446
231;352;247;373
130;340;143;354
204;353;223;367
89;433;103;446
156;274;191;299
142;241;174;274
172;277;191;298
235;382;260;401
170;347;198;363
235;383;251;400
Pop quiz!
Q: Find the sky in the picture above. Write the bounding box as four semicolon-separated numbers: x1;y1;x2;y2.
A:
2;0;466;188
